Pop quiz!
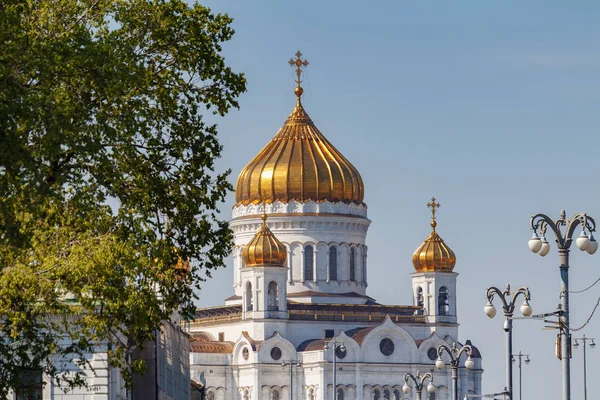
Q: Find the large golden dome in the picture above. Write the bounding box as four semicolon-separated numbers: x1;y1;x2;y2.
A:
412;198;456;272
235;52;364;206
242;214;287;267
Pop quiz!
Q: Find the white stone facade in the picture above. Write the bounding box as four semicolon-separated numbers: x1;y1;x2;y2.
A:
189;199;483;400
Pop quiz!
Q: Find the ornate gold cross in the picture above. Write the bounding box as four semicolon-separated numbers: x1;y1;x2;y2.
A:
289;50;309;87
427;197;441;221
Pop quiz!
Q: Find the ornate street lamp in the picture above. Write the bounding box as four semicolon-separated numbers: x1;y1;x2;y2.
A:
323;339;346;400
529;210;596;400
437;342;475;400
403;371;435;400
281;359;302;400
573;334;595;400
485;285;532;400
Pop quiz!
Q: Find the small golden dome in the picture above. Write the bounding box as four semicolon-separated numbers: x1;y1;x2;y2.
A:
235;51;364;207
242;214;287;267
412;198;456;272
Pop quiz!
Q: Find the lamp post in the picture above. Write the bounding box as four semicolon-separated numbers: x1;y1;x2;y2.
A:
403;371;435;400
484;285;532;400
529;210;596;400
281;359;301;400
511;352;530;400
573;334;595;400
323;339;346;400
436;342;475;400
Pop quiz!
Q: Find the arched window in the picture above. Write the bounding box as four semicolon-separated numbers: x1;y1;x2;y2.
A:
337;388;344;400
267;281;278;311
329;247;338;281
374;389;381;400
349;247;356;282
308;388;315;400
416;287;424;307
207;392;215;400
416;286;424;315
393;389;401;400
384;389;391;399
439;286;449;316
429;391;436;400
244;389;250;400
272;390;280;400
304;246;314;281
245;282;253;311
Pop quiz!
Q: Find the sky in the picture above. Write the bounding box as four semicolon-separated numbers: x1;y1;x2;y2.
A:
193;1;600;398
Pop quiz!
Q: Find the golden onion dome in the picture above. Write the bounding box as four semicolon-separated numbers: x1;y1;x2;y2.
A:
235;51;364;207
242;214;287;267
412;198;456;272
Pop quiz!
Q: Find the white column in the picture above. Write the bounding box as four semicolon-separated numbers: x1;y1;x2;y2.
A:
326;246;331;283
355;364;363;400
362;246;368;287
287;246;293;284
313;248;318;283
301;248;305;283
233;248;238;287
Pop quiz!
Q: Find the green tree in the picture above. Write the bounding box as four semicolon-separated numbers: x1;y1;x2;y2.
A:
0;0;245;395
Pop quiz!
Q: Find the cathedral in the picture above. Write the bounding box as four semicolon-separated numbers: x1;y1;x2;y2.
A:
188;52;483;400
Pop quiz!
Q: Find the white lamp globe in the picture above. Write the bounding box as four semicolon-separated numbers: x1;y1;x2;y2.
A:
484;301;497;318
465;357;475;370
427;383;436;394
576;231;590;251
520;301;533;317
539;237;550;257
436;358;445;370
528;233;542;253
402;384;411;394
587;234;598;255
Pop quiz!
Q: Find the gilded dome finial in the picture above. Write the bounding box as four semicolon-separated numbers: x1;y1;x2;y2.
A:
288;50;309;100
427;197;441;231
261;198;268;224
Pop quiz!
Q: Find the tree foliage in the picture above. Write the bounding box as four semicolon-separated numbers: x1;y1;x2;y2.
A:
0;0;245;394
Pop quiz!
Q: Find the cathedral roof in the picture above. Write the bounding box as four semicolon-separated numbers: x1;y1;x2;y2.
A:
287;290;374;300
235;51;364;206
241;213;287;267
344;326;376;345
297;338;328;352
189;341;234;354
412;198;456;272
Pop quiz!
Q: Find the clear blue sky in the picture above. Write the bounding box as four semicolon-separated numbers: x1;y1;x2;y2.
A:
196;1;600;398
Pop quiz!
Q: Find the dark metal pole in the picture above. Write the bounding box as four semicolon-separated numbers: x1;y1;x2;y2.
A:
583;339;587;400
333;348;336;400
506;318;513;400
519;355;522;400
559;249;571;400
451;364;458;400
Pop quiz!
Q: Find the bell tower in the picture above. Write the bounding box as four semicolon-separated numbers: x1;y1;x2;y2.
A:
240;212;288;320
411;198;458;324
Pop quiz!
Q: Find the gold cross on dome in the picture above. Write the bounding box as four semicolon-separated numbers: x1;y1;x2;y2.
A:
427;197;441;221
289;50;309;87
